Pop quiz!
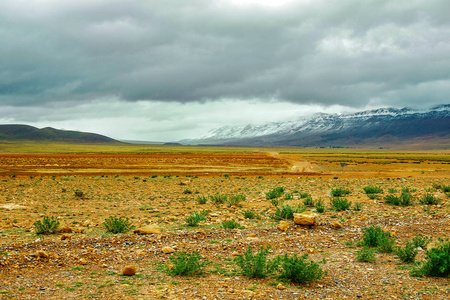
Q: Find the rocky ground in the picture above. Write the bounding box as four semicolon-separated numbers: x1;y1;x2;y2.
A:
0;172;449;299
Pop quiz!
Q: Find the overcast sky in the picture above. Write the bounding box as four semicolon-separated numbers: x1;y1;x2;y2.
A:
1;0;449;141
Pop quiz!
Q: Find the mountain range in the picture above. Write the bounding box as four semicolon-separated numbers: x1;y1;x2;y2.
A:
182;105;450;149
0;125;119;144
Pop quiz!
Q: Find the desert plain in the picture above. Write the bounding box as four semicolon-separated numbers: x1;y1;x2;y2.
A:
0;143;449;299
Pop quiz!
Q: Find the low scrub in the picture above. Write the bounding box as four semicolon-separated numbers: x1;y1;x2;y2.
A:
396;241;418;263
363;185;383;195
209;193;227;204
278;253;326;283
412;238;450;277
362;225;395;253
265;187;285;200
102;216;134;234
234;246;279;278
221;220;243;229
226;194;246;207
384;188;414;206
167;251;204;276
271;204;305;220
357;247;376;262
185;211;208;227
330;197;352;211
419;193;441;205
34;216;60;235
330;187;351;197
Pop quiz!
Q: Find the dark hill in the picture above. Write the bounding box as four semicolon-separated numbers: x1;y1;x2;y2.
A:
0;125;120;143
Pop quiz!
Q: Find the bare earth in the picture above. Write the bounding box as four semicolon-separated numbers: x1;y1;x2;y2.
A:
0;150;449;299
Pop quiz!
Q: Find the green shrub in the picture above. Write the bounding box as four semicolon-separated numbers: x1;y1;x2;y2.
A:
439;185;450;193
387;188;397;193
384;188;414;206
243;210;256;219
330;187;351;197
34;216;60;235
357;247;376;262
412;238;450;277
284;193;293;200
234;246;279;278
299;192;310;199
265;187;285;200
315;199;325;213
182;189;192;194
270;199;284;207
302;197;315;207
362;225;394;250
167;251;204;276
272;204;305;220
353;202;363;211
196;196;208;205
278;253;325;283
102;216;135;234
419;193;441;205
396;241;418;263
330;197;352;211
209;193;227;204
377;234;396;253
185;212;208;227
363;186;383;195
221;220;243;229
226;194;246;207
412;234;432;249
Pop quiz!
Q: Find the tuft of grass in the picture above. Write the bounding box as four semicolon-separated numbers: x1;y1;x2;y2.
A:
302;197;315;207
330;187;351;197
271;204;305;220
167;251;204;276
278;253;325;283
353;202;363;211
196;196;208;205
226;195;246;207
243;210;256;219
363;185;383;195
185;212;208;227
234;246;279;278
34;216;60;235
221;220;243;229
315;199;325;213
102;216;134;234
384;188;414;206
265;187;285;200
412;234;432;249
209;193;227;204
357;247;376;262
396;241;418;263
362;225;395;253
412;238;450;277
330;197;352;211
419;193;441;205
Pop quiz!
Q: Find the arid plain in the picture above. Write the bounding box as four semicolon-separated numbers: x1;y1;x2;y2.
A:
0;143;449;299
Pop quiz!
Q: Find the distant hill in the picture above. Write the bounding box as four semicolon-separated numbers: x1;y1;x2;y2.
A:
0;125;120;144
182;105;450;149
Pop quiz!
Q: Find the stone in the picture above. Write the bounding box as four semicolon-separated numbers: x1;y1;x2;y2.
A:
58;226;73;233
162;246;176;254
60;234;71;241
36;250;49;259
294;212;318;226
277;221;290;232
133;224;161;235
330;221;343;230
122;265;136;276
276;283;285;290
231;251;239;256
79;258;87;265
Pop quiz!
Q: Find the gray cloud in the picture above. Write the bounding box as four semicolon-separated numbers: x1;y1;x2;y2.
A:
1;0;449;109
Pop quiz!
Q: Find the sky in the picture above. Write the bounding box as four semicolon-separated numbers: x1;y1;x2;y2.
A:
1;0;449;141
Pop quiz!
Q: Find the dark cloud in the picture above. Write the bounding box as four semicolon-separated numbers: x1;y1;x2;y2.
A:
1;0;449;108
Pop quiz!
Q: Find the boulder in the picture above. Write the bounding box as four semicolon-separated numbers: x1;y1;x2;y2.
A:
293;212;318;226
277;221;290;232
133;224;161;235
122;265;136;276
330;221;343;230
162;246;176;254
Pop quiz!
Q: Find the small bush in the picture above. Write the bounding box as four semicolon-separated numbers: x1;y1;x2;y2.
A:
182;189;192;194
221;220;243;229
185;212;207;227
330;197;352;211
315;199;325;213
102;216;134;234
278;253;325;283
363;186;383;195
357;247;376;262
243;210;256;219
419;193;441;205
387;188;397;193
270;198;284;207
272;204;305;220
439;185;450;193
284;193;293;200
384;188;414;206
412;234;432;249
299;192;310;199
196;196;208;204
265;187;285;200
302;197;315;207
74;190;84;198
362;225;394;250
330;187;351;197
234;246;279;278
168;251;204;276
412;238;450;277
396;241;418;263
226;194;246;207
209;193;227;204
377;234;396;253
34;216;60;235
353;202;363;211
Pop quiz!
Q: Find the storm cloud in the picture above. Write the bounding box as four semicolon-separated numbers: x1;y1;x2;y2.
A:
1;0;449;108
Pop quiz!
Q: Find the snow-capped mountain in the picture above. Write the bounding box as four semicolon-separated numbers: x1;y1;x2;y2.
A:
182;105;450;148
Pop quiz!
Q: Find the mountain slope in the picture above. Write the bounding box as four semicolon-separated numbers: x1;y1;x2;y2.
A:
184;105;450;148
0;125;120;143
